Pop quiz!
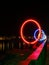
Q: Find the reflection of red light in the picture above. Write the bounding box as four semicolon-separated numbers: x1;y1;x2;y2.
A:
33;44;37;49
18;40;46;65
20;19;41;44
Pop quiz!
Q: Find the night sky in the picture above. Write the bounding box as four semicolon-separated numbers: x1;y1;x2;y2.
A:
0;2;49;36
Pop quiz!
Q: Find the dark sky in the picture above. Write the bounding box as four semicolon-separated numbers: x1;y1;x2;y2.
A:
0;2;49;36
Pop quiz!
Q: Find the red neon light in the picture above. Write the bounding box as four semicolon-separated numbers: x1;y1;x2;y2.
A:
20;19;41;44
18;40;46;65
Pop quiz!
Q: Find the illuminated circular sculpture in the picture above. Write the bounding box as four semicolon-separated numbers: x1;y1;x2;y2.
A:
34;29;47;42
20;19;41;44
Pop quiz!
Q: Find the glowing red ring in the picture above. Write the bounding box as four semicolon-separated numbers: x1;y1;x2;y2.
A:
20;19;41;44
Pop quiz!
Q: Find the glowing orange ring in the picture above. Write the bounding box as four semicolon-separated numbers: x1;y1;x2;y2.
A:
20;19;41;44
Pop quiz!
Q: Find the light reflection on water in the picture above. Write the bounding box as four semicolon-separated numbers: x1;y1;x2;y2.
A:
0;43;2;50
0;42;14;51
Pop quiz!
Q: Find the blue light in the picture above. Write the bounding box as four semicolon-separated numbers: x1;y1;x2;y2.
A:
34;29;47;42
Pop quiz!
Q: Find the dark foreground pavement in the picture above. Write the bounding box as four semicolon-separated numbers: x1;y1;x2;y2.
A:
0;44;49;65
